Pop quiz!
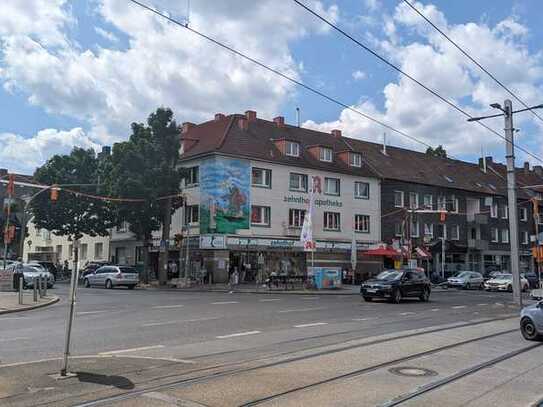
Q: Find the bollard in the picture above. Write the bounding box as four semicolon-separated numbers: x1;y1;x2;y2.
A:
18;277;23;305
44;276;48;297
38;277;43;298
33;278;38;302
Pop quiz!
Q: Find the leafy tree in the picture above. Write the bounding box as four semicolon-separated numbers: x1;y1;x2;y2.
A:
425;145;447;158
104;107;185;284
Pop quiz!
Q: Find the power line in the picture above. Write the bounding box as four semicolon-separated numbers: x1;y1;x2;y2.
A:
293;0;543;165
402;0;543;126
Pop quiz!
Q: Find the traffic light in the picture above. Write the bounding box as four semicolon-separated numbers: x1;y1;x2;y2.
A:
440;210;446;222
51;186;59;201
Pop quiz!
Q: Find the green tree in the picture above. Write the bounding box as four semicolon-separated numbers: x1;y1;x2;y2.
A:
425;145;447;158
104;107;185;284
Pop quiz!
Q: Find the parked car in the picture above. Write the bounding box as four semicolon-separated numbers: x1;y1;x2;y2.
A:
360;269;431;303
6;263;55;288
83;265;139;289
520;301;543;341
447;271;484;290
484;273;529;292
522;272;540;289
80;261;111;279
28;261;58;280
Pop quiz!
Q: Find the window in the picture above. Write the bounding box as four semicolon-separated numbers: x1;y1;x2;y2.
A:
289;209;306;227
522;231;529;245
69;244;73;259
354;215;370;233
95;242;103;259
35;228;41;237
451;225;459;240
116;221;129;233
520;207;528;222
424;223;434;237
394;191;404;207
286;141;300;157
56;245;62;257
184;205;199;224
500;205;508;219
490;202;498;218
354;182;369;199
437;196;447;211
186;166;199;186
324;212;341;231
423;194;433;209
411;218;419;237
80;244;88;260
447;195;458;213
136;247;145;263
443;175;454;183
289;173;308;192
395;223;405;237
490;227;499;243
324;177;340;195
501;229;509;243
252;168;271;188
409;192;419;209
350;153;362;167
251;206;271;226
320;147;333;162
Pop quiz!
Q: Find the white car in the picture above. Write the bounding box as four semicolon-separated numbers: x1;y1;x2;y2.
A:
7;263;55;288
84;265;139;289
447;271;484;290
484;273;529;292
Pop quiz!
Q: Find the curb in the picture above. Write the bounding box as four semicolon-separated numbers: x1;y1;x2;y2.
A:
136;287;450;295
0;295;60;315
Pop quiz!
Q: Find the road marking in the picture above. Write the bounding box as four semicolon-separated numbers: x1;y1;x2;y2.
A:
0;317;27;321
430;308;440;312
211;301;239;305
294;322;328;328
452;306;467;309
400;312;416;316
259;298;281;302
352;317;374;321
0;337;29;342
141;317;220;327
99;345;164;355
152;304;185;309
278;307;325;313
216;330;261;339
301;297;319;300
143;392;180;404
77;310;108;315
494;302;505;306
477;303;488;306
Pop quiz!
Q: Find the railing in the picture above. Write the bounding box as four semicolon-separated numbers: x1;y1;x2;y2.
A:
467;213;488;224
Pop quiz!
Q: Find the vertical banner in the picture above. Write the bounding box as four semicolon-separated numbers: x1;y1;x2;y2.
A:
300;187;315;251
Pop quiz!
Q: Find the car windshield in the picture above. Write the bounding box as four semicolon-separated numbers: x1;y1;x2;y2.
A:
375;271;402;281
493;274;512;280
456;272;470;278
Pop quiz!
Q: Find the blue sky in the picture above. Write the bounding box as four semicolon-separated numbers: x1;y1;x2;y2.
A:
1;0;543;173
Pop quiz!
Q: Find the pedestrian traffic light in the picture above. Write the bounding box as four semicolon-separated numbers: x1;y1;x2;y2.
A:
440;210;446;222
50;186;59;201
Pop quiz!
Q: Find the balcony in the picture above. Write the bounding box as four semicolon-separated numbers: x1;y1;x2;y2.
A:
467;213;488;225
468;239;488;251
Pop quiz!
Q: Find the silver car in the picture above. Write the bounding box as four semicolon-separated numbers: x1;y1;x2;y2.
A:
83;265;139;289
447;271;484;290
520;301;543;341
7;263;55;288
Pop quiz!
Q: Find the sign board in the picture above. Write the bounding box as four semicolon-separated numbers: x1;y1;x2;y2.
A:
308;267;342;289
0;270;13;292
200;235;227;249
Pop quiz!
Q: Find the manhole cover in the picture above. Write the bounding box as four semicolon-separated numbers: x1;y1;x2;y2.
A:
389;366;438;377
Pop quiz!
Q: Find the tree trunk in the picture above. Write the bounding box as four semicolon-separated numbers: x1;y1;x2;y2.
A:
142;238;150;284
158;197;172;286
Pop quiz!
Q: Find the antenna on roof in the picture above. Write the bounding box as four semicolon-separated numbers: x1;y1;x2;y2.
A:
296;107;301;127
185;0;190;27
382;133;387;155
481;145;487;173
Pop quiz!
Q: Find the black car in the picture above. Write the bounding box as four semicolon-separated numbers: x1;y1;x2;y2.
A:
80;261;111;279
29;261;59;279
360;270;431;303
523;272;540;289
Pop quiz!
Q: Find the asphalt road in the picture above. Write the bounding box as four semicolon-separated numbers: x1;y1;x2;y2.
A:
0;284;523;368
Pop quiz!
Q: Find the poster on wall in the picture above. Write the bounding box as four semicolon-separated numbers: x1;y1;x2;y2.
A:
200;157;250;234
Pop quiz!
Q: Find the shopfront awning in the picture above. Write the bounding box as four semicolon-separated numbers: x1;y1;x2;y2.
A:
362;247;401;257
415;247;432;259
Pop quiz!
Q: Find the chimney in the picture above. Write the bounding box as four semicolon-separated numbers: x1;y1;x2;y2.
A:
485;156;493;166
478;157;486;173
524;161;530;174
534;165;543;177
182;122;195;134
214;113;225;121
273;116;285;127
296;107;301;127
245;110;257;122
238;116;248;131
331;129;342;138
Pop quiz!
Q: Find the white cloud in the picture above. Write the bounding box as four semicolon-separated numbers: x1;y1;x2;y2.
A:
0;128;100;174
364;0;380;12
94;27;119;43
352;70;367;80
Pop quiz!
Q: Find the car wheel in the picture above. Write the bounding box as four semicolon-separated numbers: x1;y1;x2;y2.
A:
84;279;90;288
521;317;541;341
127;285;135;290
391;289;402;304
419;288;430;302
105;279;113;289
507;285;513;293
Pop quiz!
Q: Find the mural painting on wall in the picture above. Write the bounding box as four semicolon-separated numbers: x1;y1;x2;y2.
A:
200;157;250;234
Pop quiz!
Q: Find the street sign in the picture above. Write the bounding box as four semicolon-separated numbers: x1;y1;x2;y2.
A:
199;235;226;249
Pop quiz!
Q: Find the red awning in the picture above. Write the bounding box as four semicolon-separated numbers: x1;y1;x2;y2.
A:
415;247;432;259
362;247;401;257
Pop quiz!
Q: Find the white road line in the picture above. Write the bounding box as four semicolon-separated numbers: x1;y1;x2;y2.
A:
216;330;261;339
452;305;467;309
259;298;281;302
494;302;505;306
352;317;373;321
294;322;328;328
77;310;108;315
141;317;220;327
0;317;27;321
301;297;319;300
211;301;239;305
99;345;164;355
477;303;488;306
152;304;185;309
0;337;29;342
278;307;325;313
430;308;440;312
400;312;416;316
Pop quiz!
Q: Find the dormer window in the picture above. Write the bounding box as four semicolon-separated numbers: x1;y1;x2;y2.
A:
286;141;300;157
443;175;454;183
320;147;333;162
349;153;362;167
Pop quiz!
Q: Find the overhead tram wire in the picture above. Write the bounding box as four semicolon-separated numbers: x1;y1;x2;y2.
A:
126;0;439;152
402;0;543;126
293;0;543;165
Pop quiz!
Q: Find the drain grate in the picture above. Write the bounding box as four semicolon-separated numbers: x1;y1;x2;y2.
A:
388;366;438;377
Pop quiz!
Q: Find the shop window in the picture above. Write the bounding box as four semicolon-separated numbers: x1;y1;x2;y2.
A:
354;182;369;199
289;173;308;192
324;212;341;231
355;214;370;233
251;206;271;226
324;177;340;196
252;168;271;188
288;209;306;227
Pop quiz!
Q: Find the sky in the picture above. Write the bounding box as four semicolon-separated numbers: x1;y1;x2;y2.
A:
1;0;543;174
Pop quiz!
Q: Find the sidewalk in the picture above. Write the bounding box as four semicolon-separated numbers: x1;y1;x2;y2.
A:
0;291;59;314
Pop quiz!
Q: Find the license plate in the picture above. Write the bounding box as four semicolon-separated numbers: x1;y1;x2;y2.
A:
366;289;376;293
